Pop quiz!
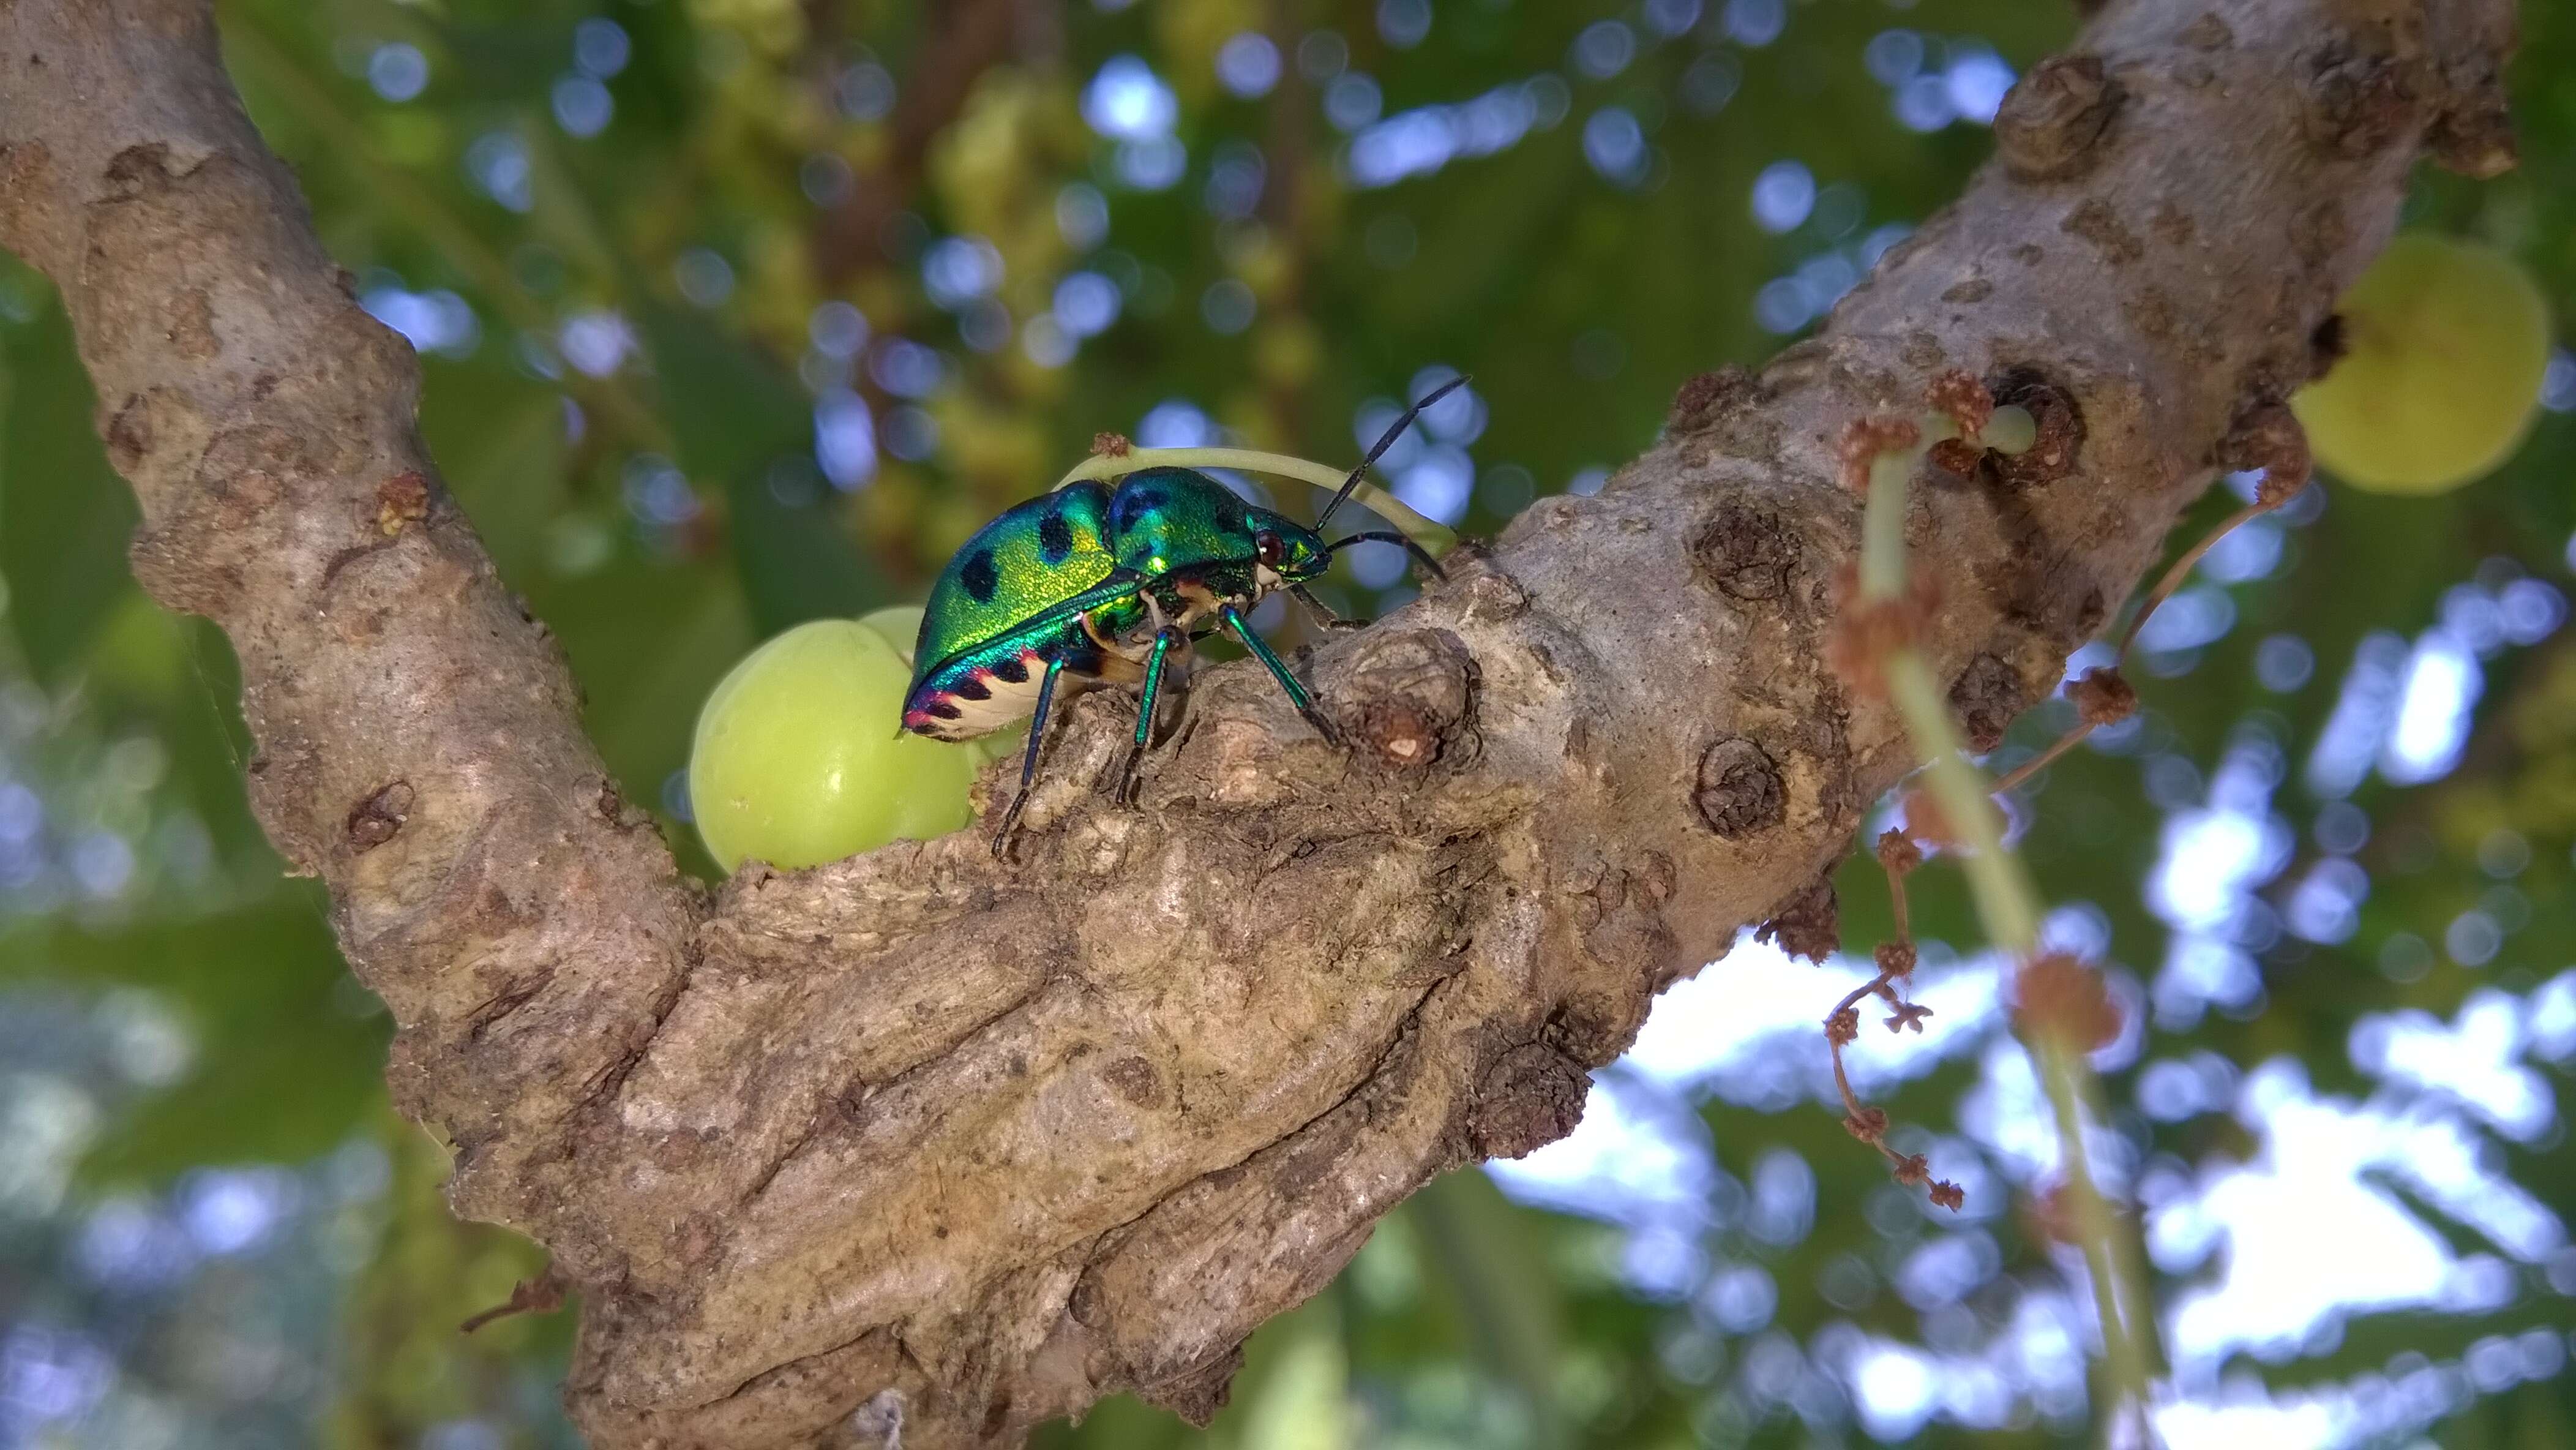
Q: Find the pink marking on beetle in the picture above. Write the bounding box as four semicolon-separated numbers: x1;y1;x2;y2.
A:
902;696;961;732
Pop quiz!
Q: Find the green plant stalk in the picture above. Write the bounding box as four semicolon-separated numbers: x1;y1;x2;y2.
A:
1860;429;2156;1429
1859;446;1920;600
1055;446;1458;557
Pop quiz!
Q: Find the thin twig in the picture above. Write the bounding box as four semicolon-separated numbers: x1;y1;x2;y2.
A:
1991;721;2098;795
1996;489;2282;800
1826;969;1905;1168
459;1266;567;1334
2113;498;2272;658
1824;827;1947;1200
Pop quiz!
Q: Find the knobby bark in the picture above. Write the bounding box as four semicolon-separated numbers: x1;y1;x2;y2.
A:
0;1;2515;1444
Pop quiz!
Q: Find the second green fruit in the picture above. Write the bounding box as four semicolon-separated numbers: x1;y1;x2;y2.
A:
2293;233;2551;495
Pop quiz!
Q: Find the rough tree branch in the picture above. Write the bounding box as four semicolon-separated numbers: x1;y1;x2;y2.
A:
0;0;2514;1445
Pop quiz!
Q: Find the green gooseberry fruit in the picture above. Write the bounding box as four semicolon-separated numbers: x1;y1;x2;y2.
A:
2293;233;2552;495
689;619;976;872
856;603;927;660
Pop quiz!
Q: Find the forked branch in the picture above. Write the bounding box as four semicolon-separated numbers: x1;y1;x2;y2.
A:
0;0;2513;1444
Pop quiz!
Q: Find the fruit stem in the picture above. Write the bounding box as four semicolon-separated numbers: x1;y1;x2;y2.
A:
1054;446;1459;557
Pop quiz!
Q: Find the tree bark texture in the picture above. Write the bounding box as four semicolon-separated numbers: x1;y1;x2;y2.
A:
0;1;2516;1444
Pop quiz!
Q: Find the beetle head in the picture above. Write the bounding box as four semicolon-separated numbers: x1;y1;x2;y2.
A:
1251;517;1330;587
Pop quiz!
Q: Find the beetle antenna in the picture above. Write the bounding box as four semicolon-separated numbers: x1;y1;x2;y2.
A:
1313;374;1470;532
1324;528;1447;582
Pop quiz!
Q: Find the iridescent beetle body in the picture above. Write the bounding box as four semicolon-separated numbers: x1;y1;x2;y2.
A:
902;379;1462;854
1093;463;1349;746
901;481;1143;740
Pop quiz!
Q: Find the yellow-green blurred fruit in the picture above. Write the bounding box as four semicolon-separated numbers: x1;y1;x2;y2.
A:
690;620;975;871
2293;233;2551;494
856;604;926;662
963;721;1030;770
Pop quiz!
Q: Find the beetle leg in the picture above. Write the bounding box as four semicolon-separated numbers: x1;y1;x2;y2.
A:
1111;623;1188;805
1288;582;1362;633
990;655;1068;860
1221;601;1340;745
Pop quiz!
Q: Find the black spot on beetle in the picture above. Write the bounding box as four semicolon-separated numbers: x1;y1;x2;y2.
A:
960;548;1001;603
991;656;1030;685
1038;510;1075;565
925;700;963;721
1112;487;1168;535
954;677;992;701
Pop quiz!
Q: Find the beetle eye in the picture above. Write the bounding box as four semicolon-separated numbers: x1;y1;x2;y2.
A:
1254;530;1283;567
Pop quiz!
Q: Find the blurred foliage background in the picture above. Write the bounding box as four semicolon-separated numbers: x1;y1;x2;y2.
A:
4;1;2576;1446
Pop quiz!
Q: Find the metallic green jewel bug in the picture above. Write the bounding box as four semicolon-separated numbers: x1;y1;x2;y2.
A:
902;377;1466;855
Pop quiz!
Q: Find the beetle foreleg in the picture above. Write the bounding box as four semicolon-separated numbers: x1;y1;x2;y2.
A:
1110;623;1188;805
1221;601;1340;745
1288;582;1361;634
990;655;1068;860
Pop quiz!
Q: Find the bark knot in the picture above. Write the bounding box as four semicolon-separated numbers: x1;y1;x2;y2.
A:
1330;628;1475;772
1668;364;1764;433
1755;877;1839;964
1947;652;2026;755
2430;77;2518;178
1138;1348;1244;1427
102;140;200;193
346;780;414;852
2302;40;2421;158
376;470;432;535
1694;735;1786;837
1762;876;1844;963
2218;399;2313;495
1988;370;2086;489
2059;197;2142;264
1469;1042;1590;1160
1690;501;1801;603
1994;53;2121;181
1102;1054;1166;1108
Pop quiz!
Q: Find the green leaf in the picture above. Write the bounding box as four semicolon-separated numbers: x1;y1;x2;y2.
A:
722;460;890;634
1408;1169;1571;1445
422;362;570;584
636;304;805;490
7;890;384;1182
635;304;887;632
82;601;279;869
0;283;141;685
1230;1296;1356;1450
